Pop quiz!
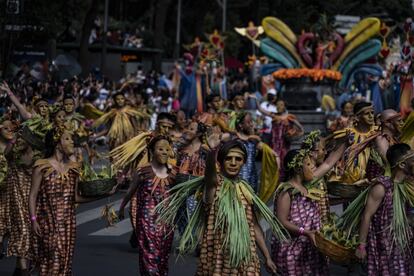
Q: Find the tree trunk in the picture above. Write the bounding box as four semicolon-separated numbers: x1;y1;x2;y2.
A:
79;0;100;76
153;0;172;70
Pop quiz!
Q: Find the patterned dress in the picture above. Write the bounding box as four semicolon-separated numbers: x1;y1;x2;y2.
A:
272;182;328;276
0;153;9;239
135;165;176;276
240;140;258;192
6;164;35;259
271;115;301;178
197;176;261;275
177;148;207;225
35;159;80;276
367;176;412;275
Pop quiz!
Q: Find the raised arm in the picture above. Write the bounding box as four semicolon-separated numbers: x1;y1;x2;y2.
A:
375;135;389;162
0;82;32;120
355;184;385;260
313;143;346;179
292;118;304;136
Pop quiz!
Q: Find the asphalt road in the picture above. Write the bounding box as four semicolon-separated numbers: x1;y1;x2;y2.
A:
0;190;356;276
0;144;352;275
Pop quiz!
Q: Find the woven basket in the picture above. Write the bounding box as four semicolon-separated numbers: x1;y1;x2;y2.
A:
175;173;198;184
20;125;45;150
79;178;116;197
327;181;366;199
315;232;354;264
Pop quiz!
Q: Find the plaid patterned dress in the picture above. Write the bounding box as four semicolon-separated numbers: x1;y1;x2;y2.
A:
272;183;328;276
367;176;412;275
135;165;176;276
35;159;80;276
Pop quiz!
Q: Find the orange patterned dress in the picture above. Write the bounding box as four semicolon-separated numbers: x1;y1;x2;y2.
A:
0;153;9;239
6;164;35;259
34;159;80;276
197;176;261;275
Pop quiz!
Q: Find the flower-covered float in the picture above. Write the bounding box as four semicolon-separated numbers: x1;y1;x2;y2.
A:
238;16;383;109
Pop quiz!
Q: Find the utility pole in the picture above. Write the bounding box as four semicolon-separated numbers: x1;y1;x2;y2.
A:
101;0;109;75
174;0;182;59
216;0;227;32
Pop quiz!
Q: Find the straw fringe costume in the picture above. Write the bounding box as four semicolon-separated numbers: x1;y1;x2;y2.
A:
135;165;176;276
366;177;412;275
156;175;287;276
34;159;80;276
328;127;379;184
339;176;414;276
6;163;35;259
93;106;150;149
197;176;261;275
272;182;329;276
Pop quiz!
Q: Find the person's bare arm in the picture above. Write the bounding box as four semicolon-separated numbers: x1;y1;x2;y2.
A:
0;82;32;120
253;213;277;274
375;135;389;162
29;167;42;236
292;118;304;136
358;184;385;244
313;143;346;179
356;184;385;259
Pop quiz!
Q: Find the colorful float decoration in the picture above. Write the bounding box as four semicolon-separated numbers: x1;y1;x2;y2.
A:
177;30;227;115
237;16;382;109
394;18;414;117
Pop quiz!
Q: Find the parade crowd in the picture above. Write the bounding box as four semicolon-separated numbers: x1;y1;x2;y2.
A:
0;65;414;276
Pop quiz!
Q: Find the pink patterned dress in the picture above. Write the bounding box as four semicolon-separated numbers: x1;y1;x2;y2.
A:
135;165;176;276
272;182;328;276
271;115;301;178
367;176;412;275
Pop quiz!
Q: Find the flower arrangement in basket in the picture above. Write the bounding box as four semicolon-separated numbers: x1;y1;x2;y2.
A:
315;214;358;264
79;163;116;197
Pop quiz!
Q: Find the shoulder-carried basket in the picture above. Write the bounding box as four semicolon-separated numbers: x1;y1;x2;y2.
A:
315;232;354;264
79;178;116;197
327;181;366;199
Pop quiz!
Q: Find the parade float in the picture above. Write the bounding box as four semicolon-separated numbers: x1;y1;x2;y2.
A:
237;16;384;110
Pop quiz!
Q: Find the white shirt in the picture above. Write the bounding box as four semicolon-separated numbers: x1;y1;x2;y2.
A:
258;101;277;134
